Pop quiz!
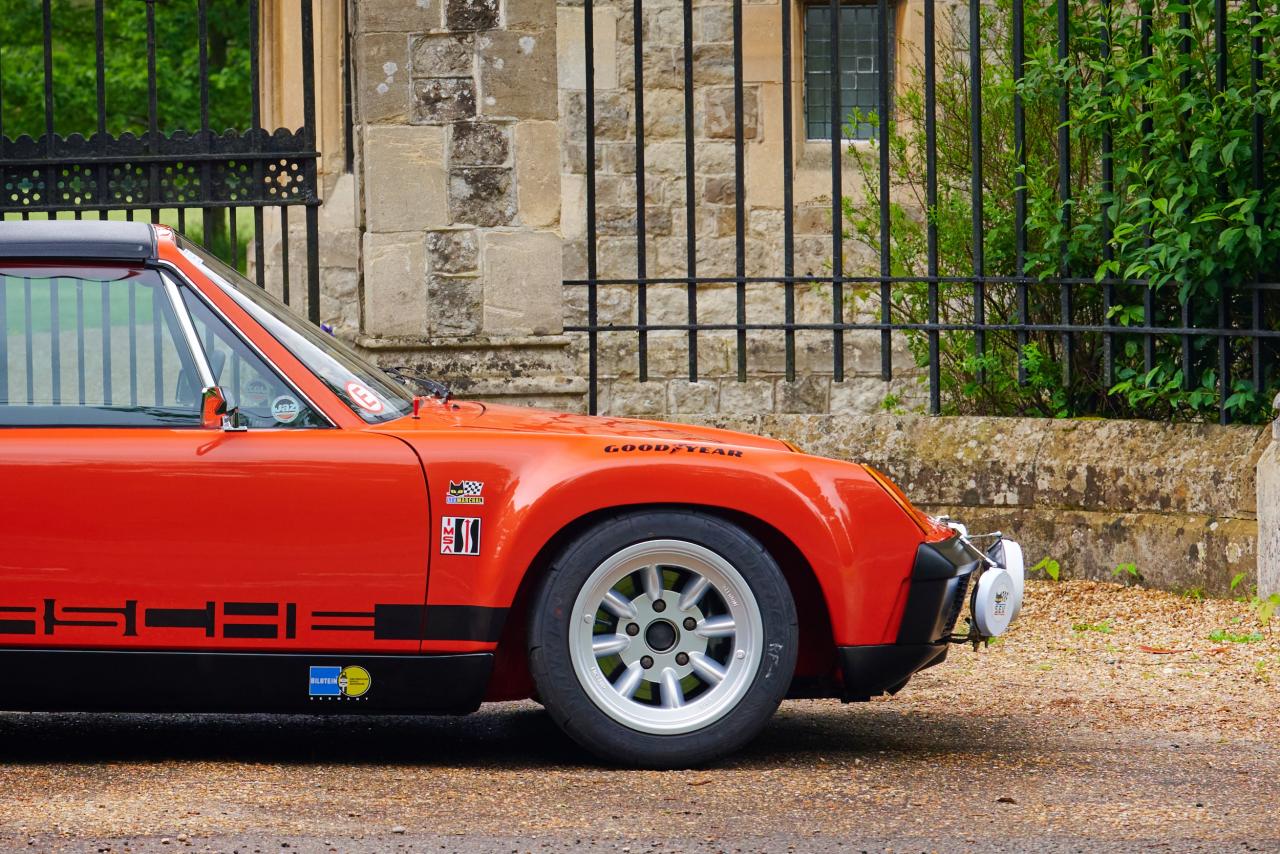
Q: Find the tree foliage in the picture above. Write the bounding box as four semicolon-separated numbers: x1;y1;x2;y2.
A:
845;0;1280;422
0;0;253;138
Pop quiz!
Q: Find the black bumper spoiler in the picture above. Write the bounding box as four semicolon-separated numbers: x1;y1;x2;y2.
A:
838;535;983;701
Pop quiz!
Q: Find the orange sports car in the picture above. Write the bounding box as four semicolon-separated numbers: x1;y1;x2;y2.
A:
0;221;1024;767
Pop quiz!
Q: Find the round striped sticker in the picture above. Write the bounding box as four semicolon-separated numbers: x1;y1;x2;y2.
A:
345;380;384;414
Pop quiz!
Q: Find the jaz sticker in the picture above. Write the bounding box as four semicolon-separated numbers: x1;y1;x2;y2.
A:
308;665;371;699
242;378;270;410
446;480;485;505
440;516;481;556
345;380;384;414
271;395;301;425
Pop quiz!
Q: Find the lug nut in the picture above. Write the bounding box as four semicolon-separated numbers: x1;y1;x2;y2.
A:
652;599;667;612
625;622;640;636
675;652;689;665
640;655;654;669
683;617;697;630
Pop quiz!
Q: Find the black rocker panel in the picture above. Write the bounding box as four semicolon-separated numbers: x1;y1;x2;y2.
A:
0;649;493;715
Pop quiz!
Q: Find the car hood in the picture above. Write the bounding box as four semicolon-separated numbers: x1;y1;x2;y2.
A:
381;400;789;450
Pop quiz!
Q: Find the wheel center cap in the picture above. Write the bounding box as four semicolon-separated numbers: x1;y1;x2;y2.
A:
645;619;678;652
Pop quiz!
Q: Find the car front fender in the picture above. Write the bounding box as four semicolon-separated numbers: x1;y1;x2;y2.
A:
391;430;926;651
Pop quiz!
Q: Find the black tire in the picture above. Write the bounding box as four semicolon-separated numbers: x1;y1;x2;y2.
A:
528;509;798;768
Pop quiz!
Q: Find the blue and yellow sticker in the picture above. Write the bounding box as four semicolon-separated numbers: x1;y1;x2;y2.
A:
309;665;371;699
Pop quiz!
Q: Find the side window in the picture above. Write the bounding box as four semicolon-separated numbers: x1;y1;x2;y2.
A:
0;265;202;427
179;287;326;429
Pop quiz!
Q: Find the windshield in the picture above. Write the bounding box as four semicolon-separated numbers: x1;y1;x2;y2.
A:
176;236;414;423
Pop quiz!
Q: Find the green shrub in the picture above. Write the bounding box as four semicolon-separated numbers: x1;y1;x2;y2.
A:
0;0;252;137
844;0;1280;422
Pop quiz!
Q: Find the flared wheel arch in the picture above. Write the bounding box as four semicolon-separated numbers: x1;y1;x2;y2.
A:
484;503;837;704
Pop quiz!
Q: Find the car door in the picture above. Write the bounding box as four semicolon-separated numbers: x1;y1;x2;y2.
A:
0;262;430;654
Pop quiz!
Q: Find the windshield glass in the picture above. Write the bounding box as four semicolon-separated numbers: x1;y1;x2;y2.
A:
176;236;414;423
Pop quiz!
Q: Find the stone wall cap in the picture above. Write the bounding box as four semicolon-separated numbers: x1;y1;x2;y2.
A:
356;333;575;351
676;412;1264;519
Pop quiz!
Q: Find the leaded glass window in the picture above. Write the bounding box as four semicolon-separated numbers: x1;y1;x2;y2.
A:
804;3;890;141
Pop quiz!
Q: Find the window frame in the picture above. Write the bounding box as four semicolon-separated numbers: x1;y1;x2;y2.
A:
0;263;206;429
0;260;335;430
170;271;334;431
175;237;415;425
801;0;896;143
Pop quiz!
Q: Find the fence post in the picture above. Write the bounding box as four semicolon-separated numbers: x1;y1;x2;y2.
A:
1258;396;1280;597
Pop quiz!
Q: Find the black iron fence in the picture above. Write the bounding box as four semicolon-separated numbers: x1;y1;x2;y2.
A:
0;0;321;322
565;0;1279;423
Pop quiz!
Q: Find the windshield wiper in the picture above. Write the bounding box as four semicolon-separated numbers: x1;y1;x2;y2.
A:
385;365;452;402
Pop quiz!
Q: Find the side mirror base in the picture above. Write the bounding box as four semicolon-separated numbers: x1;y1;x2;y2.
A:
201;386;246;431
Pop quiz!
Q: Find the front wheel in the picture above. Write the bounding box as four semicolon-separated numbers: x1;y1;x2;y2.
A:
529;510;798;767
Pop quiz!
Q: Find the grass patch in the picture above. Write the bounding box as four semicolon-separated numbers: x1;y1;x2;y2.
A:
1208;629;1264;644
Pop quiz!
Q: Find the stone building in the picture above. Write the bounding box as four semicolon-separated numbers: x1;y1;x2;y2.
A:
260;0;948;417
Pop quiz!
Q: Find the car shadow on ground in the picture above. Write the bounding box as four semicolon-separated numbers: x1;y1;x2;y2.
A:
0;700;1030;770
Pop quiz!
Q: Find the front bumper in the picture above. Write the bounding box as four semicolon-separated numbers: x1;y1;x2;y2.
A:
838;535;987;701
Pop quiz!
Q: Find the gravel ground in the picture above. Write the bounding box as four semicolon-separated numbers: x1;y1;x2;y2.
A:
1;579;1277;853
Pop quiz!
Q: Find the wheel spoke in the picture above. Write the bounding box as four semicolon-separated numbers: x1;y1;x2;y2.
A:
612;662;644;699
696;615;736;638
601;589;638;620
659;667;684;708
592;633;630;657
687;651;727;685
678;574;710;611
640;564;663;601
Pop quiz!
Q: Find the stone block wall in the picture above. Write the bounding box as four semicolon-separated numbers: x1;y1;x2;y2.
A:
554;0;950;419
354;0;563;338
678;413;1272;595
308;0;586;407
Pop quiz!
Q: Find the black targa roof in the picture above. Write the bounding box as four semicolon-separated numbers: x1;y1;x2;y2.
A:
0;220;157;262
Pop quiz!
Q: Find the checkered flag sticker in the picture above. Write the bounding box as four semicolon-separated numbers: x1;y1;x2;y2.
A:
446;480;486;504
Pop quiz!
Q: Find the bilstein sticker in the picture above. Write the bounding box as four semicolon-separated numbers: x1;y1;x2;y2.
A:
309;666;340;697
309;664;372;699
604;443;743;457
339;665;371;697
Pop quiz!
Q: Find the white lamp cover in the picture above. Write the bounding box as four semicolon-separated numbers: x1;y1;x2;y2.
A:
973;566;1016;637
999;538;1025;621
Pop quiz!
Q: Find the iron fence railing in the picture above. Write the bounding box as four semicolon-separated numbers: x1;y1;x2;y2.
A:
0;0;322;322
564;0;1277;423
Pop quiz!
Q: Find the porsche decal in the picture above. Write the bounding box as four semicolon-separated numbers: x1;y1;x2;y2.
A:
0;606;36;636
45;599;138;636
0;600;504;642
309;604;504;642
